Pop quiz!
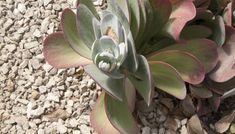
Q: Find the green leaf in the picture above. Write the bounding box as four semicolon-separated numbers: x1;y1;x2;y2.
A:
84;64;124;101
116;0;130;22
148;50;205;84
105;91;139;134
100;13;125;43
90;92;120;134
107;0;130;35
61;9;91;59
209;25;235;82
122;33;139;72
189;85;213;98
149;61;186;99
92;18;102;40
77;4;97;48
207;77;235;91
135;0;147;47
128;0;141;38
43;32;92;68
91;36;119;61
181;25;212;40
124;78;136;112
150;0;172;35
164;0;196;41
212;16;226;46
77;0;100;20
128;55;153;106
156;39;218;73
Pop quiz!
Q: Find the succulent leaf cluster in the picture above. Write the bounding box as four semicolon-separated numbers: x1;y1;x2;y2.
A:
43;0;235;133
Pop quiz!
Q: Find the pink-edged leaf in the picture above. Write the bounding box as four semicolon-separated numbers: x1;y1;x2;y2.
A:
209;25;235;82
43;32;92;69
164;0;196;41
148;50;205;84
90;92;120;134
124;78;136;112
149;61;186;100
223;2;233;25
105;91;139;134
157;39;218;73
61;8;91;59
128;55;153;106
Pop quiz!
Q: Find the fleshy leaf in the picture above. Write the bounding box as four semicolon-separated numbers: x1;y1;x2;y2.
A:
164;0;196;41
149;61;186;99
128;0;140;38
206;78;235;94
124;78;136;112
180;25;212;39
84;64;124;101
90;92;120;134
193;0;211;9
223;2;233;25
61;8;91;59
122;33;139;72
91;36;119;61
77;4;97;48
107;0;130;35
148;50;205;84
105;91;139;134
128;55;153;106
100;13;124;43
209;25;235;82
156;39;218;73
116;1;130;22
189;85;213;98
135;0;147;46
150;0;172;35
77;0;100;20
43;32;92;68
211;16;226;46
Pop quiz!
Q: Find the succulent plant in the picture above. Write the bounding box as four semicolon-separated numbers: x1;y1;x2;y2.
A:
42;0;234;133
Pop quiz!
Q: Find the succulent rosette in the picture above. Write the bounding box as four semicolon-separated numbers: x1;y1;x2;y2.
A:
42;0;235;133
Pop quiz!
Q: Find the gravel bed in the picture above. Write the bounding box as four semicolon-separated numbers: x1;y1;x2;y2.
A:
0;0;223;134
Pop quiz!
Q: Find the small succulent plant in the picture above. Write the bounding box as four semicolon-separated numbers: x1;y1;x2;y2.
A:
43;0;234;133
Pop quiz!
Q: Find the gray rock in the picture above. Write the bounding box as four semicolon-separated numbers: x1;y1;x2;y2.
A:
17;3;26;13
33;29;42;38
159;128;165;134
142;127;151;134
80;124;91;134
73;130;81;134
69;118;78;128
27;102;45;118
43;0;52;6
4;19;13;30
37;129;44;134
5;44;16;52
41;17;50;33
24;41;39;49
57;123;67;134
47;93;60;102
